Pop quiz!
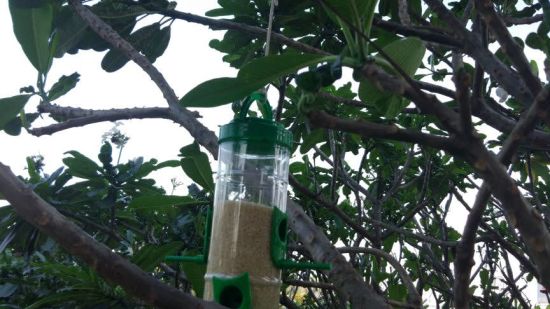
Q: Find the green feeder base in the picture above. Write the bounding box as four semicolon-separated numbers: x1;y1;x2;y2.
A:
212;273;252;309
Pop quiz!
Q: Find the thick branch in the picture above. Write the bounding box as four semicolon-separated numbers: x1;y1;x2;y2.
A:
454;86;550;308
473;99;550;150
503;14;543;25
0;163;223;309
452;55;473;134
30;106;174;136
308;110;460;153
286;199;390;308
372;18;461;48
359;63;463;133
423;0;535;108
474;0;541;95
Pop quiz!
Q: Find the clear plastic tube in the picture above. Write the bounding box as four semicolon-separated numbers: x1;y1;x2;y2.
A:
204;141;289;308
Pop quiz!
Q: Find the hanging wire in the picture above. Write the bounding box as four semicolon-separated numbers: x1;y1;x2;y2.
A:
264;0;277;57
261;0;277;97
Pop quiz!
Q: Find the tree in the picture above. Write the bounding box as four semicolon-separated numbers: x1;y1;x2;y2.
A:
1;0;549;308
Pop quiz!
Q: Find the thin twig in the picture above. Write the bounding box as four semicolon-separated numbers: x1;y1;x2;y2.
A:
338;246;422;307
159;9;330;56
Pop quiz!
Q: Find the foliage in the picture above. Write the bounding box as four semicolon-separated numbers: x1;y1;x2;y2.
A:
2;0;550;308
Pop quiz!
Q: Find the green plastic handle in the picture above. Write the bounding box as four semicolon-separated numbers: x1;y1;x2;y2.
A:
237;91;273;121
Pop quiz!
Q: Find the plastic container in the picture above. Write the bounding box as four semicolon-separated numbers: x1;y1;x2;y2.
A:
203;98;292;309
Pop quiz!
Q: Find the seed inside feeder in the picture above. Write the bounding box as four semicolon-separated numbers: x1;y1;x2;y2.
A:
204;200;281;308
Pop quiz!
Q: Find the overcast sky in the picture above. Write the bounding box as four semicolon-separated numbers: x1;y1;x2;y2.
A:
0;0;235;193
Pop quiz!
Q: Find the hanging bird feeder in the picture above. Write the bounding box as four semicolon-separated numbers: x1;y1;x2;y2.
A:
206;93;331;308
168;93;329;308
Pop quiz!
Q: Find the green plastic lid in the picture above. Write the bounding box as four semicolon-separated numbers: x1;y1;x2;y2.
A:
218;93;292;153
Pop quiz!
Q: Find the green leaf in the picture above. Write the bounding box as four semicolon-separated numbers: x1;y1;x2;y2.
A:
181;261;207;298
358;78;389;107
133;159;180;179
25;289;109;309
359;37;425;115
141;25;171;63
180;77;256;108
238;53;335;84
53;6;88;58
378;37;426;76
388;284;407;301
530;59;539;75
102;23;170;72
179;142;214;192
98;142;113;167
180;162;213;192
205;8;232;17
62;151;101;179
131;242;183;272
48;73;80;101
0;95;31;130
383;96;408;118
300;129;325;153
480;269;489;287
526;33;545;51
0;283;17;298
26;156;41;183
360;0;379;38
128;195;201;210
181;53;334;108
9;0;54;73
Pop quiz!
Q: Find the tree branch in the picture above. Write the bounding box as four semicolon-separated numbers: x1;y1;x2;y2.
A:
159;9;330;56
452;54;473;134
359;63;463;133
372;18;461;48
423;0;535;108
30;106;174;136
307;110;460;154
291;175;457;248
503;14;543;25
0;162;223;309
286;199;390;308
338;247;422;307
474;0;541;96
284;279;335;290
473;98;550;150
454;85;550;308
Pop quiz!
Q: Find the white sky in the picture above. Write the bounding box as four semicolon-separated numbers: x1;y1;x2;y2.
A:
0;0;235;194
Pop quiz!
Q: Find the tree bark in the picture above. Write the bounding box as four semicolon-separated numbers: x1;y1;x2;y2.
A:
287;199;390;308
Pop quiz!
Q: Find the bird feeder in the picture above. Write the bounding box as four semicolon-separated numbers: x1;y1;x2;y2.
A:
203;93;292;308
167;93;330;308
